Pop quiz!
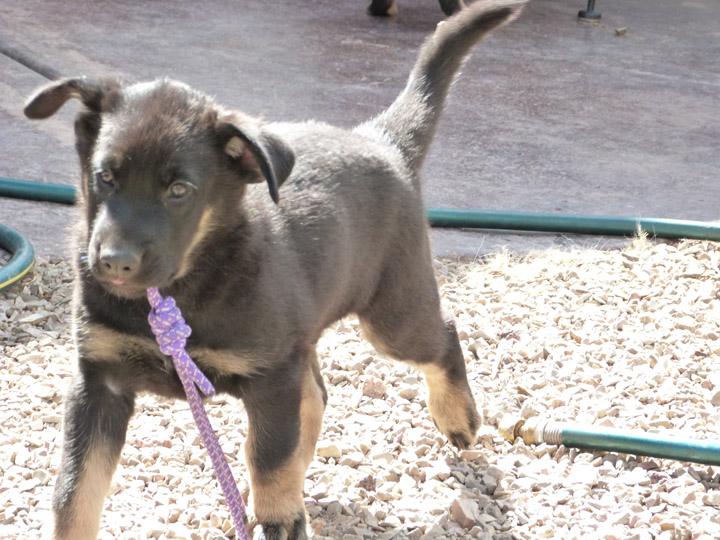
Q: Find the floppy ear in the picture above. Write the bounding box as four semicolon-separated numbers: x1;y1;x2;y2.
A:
217;113;295;204
25;77;123;200
24;77;118;119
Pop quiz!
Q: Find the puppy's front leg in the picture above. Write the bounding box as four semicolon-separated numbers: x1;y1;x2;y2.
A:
243;351;326;540
52;365;135;540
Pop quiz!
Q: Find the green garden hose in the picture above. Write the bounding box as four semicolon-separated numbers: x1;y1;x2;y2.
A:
0;223;35;291
500;416;720;466
0;177;76;205
426;207;720;241
3;177;720;291
3;177;720;240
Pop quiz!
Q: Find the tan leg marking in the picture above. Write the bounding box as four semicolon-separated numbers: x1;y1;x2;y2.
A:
414;362;480;448
298;353;326;466
247;353;325;527
53;446;117;540
247;459;306;528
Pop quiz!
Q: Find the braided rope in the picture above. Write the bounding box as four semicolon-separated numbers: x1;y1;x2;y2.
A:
147;287;250;540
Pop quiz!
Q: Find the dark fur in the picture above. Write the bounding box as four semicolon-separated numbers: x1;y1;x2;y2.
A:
25;2;525;538
368;0;465;17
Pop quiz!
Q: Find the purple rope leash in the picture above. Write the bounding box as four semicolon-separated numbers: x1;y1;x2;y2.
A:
147;287;250;540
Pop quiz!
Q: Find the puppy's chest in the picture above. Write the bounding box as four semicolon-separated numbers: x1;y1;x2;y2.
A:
78;320;265;388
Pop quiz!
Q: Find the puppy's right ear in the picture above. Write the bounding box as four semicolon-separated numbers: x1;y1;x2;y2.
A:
24;77;118;119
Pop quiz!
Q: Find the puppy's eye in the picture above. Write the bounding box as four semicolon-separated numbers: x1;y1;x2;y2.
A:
167;181;192;200
95;170;114;186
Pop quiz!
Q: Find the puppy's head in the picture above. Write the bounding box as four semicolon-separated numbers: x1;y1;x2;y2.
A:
25;77;294;298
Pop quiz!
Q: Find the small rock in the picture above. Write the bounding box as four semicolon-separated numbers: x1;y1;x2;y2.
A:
360;509;378;528
612;511;631;526
18;352;45;364
310;482;329;500
310;519;325;535
451;498;478;529
356;475;376;492
316;443;342;459
710;390;720;407
146;526;165;538
703;491;720;507
339;452;364;468
459;449;483;461
622;467;651;487
167;508;182;524
362;376;386;399
18;313;49;325
424;462;452;481
398;386;419;400
370;449;394;465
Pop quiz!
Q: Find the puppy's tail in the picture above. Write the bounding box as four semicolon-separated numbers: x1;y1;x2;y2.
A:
359;0;526;174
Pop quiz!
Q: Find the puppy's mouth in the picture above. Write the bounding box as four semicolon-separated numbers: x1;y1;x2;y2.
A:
82;255;177;299
97;278;149;299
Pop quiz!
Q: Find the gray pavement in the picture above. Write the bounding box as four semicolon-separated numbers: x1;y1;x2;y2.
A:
1;0;719;259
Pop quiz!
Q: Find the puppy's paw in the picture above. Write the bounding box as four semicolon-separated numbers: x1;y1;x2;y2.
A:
428;385;481;450
419;363;481;449
251;512;307;540
445;413;481;450
431;402;481;449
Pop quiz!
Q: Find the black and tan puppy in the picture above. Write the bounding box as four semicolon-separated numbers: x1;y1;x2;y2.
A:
25;1;525;538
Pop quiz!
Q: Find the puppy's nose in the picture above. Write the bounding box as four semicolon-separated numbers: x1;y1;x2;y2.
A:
99;247;141;282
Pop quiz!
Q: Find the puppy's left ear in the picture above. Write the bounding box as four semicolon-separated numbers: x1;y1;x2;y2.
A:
217;113;294;204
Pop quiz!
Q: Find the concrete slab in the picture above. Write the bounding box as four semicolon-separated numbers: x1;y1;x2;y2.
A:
1;0;719;259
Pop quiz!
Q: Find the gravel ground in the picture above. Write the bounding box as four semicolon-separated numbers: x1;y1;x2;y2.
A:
1;237;720;540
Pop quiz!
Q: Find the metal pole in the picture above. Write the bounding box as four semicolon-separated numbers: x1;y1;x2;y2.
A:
578;0;601;20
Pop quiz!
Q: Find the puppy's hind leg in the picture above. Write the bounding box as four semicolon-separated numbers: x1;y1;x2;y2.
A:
52;367;136;540
242;348;327;540
358;250;480;449
411;320;481;449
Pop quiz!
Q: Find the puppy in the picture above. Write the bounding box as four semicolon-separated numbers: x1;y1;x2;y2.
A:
25;1;525;538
